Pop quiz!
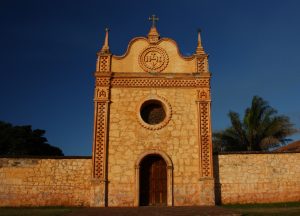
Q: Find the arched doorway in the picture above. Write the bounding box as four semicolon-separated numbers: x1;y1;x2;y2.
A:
139;154;167;206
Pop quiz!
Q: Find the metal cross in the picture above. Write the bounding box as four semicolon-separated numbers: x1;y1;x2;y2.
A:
149;15;159;27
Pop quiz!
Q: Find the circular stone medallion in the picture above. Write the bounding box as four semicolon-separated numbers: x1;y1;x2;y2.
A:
139;46;169;73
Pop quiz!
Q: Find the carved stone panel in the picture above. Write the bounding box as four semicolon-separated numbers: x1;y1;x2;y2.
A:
139;46;169;73
111;78;209;88
197;88;210;101
92;77;111;179
199;102;212;177
197;88;213;178
95;87;110;101
196;56;209;73
93;101;108;179
99;55;111;72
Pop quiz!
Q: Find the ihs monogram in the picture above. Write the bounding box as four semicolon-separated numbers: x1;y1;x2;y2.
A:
139;46;169;73
144;52;163;66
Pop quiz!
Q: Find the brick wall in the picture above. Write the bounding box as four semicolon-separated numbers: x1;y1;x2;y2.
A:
214;152;300;204
0;157;92;206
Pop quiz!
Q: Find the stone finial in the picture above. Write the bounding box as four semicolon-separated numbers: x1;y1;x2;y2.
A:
196;29;205;55
148;15;160;44
100;28;110;54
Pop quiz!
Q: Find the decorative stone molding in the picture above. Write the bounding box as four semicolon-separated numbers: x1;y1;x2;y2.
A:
195;55;209;73
94;87;110;101
92;77;111;180
199;102;212;177
139;46;169;73
135;149;173;167
93;101;109;179
136;95;172;130
97;55;112;73
197;88;210;101
111;78;209;88
196;88;213;178
95;77;111;87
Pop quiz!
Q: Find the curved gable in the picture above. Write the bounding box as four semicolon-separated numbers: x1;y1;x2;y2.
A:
111;37;196;73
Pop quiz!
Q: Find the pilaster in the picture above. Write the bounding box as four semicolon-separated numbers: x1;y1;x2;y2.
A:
91;50;112;207
196;78;215;205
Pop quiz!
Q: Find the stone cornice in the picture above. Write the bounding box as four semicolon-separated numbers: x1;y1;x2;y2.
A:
94;72;211;78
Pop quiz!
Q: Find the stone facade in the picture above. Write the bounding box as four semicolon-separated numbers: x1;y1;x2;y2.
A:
107;88;205;206
214;153;300;204
0;157;91;206
91;23;214;206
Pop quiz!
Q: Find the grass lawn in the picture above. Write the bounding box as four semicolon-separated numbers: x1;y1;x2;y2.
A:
1;203;300;216
224;202;300;216
0;207;74;216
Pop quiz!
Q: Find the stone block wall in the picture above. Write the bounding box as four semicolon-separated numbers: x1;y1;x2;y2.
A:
108;88;202;206
0;157;92;206
214;152;300;204
1;153;299;206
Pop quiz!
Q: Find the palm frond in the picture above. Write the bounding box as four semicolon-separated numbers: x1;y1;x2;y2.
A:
217;96;297;151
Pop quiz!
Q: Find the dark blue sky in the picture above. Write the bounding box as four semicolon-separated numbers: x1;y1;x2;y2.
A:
1;0;299;155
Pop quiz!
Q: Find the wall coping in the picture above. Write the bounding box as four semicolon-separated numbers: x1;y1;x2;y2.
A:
2;152;300;158
0;155;92;159
214;151;300;155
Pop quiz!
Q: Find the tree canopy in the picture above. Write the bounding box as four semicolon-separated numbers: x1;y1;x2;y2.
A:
0;121;64;156
213;96;297;152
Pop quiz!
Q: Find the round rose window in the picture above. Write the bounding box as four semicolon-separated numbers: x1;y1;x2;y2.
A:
137;96;172;130
140;100;166;125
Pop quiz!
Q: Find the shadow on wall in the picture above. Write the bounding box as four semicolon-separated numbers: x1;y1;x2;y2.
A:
213;155;222;205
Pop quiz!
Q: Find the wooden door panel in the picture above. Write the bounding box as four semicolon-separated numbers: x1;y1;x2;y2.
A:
140;155;167;206
150;157;167;205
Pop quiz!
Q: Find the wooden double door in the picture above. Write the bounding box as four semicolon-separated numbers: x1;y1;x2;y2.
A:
139;155;167;206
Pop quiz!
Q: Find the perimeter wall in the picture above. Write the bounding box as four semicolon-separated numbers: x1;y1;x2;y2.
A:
0;153;299;206
214;152;300;204
0;157;92;206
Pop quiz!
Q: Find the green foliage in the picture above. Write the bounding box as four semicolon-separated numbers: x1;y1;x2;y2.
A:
0;121;64;156
213;96;297;152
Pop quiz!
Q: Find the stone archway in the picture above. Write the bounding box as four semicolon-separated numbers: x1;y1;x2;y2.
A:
134;150;173;206
139;154;167;206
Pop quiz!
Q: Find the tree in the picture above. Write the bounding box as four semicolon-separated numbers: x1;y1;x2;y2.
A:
213;96;297;152
0;121;64;156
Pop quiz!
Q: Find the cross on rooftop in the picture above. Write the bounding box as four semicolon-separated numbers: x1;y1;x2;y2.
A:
149;14;159;28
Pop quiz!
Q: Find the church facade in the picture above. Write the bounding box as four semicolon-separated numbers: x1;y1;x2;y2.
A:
91;18;215;206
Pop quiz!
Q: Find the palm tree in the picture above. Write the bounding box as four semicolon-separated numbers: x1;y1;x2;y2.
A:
213;96;297;152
